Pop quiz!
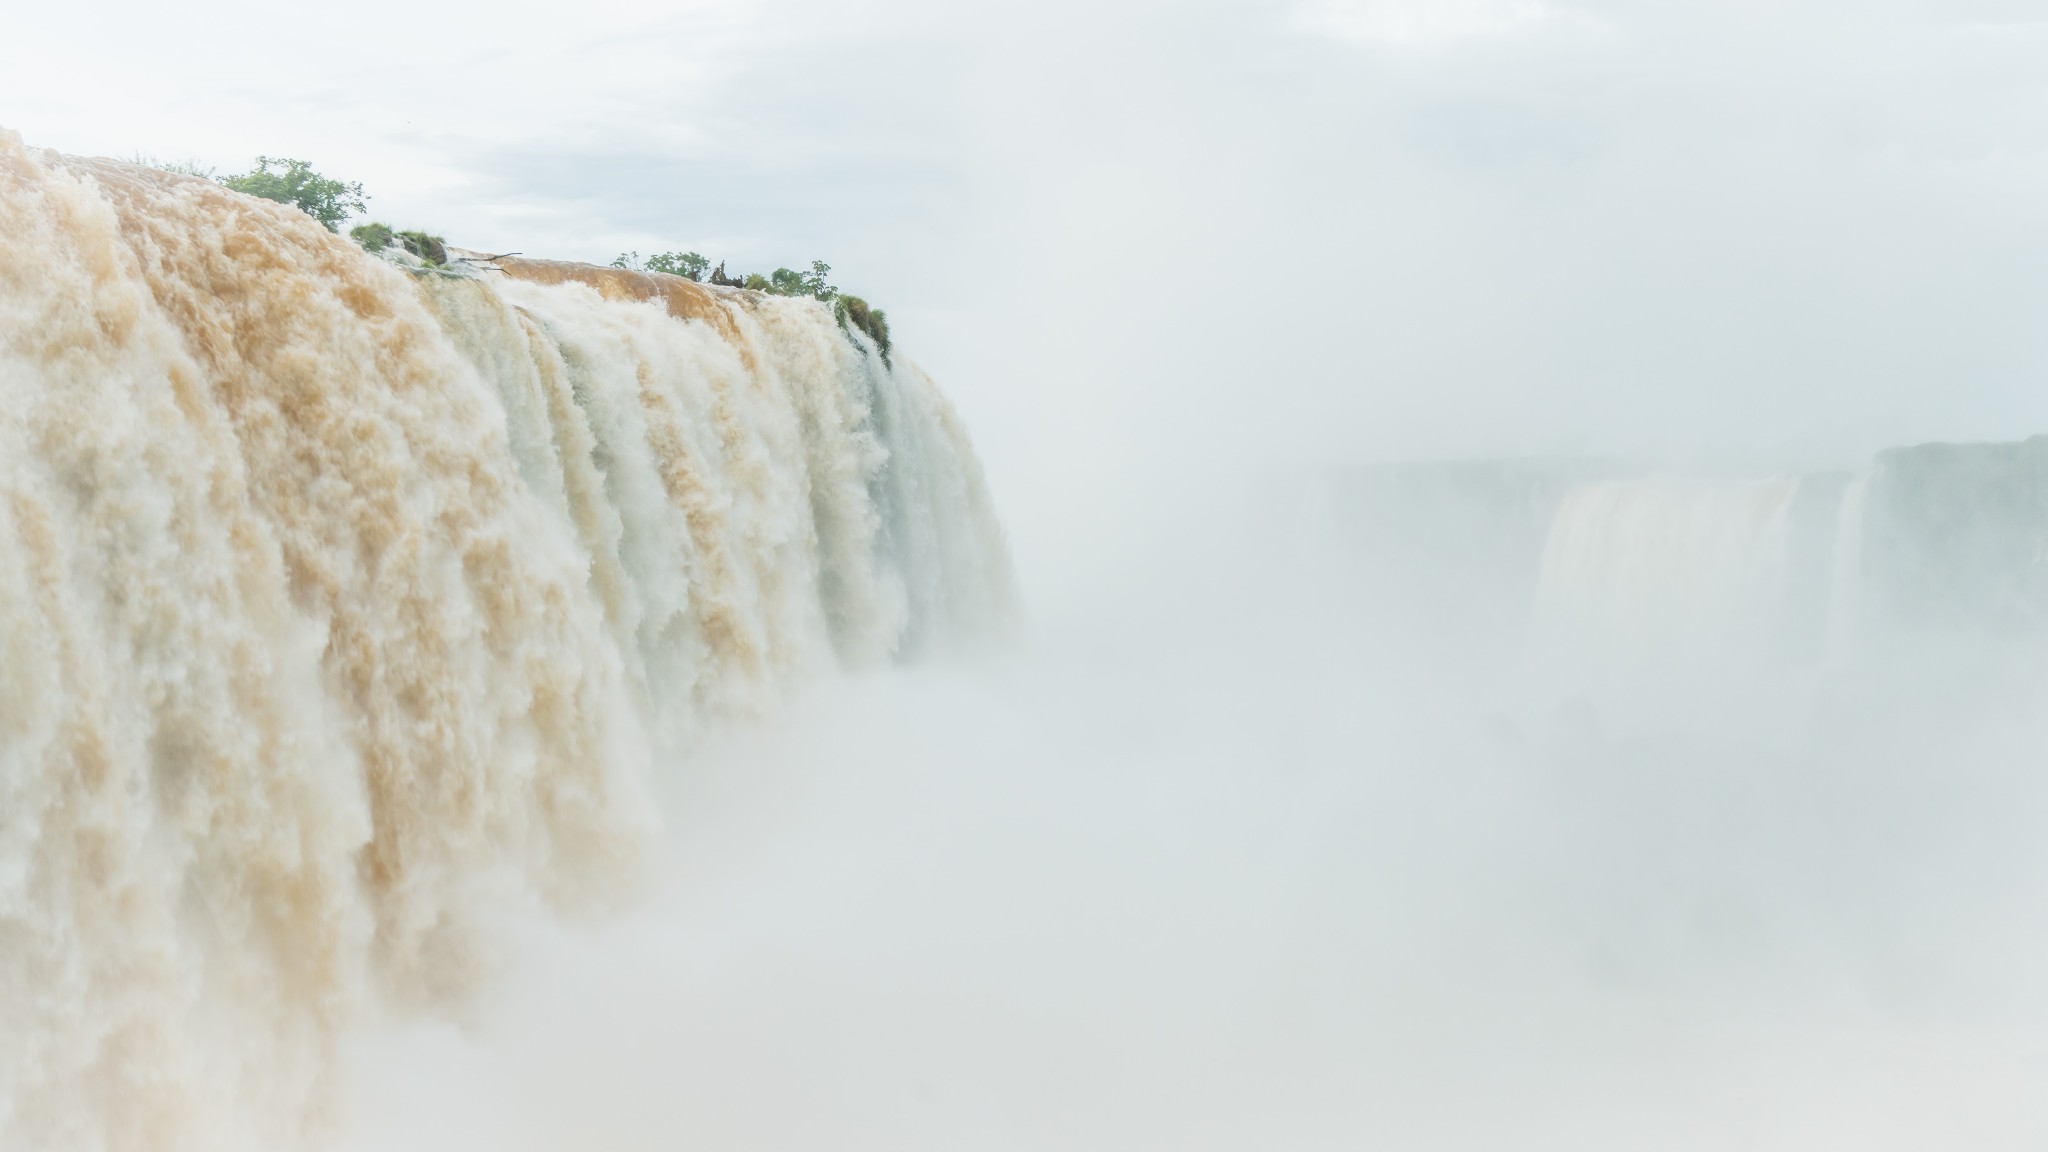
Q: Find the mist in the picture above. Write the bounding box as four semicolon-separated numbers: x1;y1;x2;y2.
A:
332;451;2048;1148
7;0;2048;1147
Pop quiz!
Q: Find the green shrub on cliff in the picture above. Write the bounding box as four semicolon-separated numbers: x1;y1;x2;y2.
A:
394;230;447;266
834;295;891;364
712;260;839;299
350;221;395;252
768;261;837;301
649;251;709;280
220;157;365;232
350;223;446;267
133;154;217;179
612;248;888;363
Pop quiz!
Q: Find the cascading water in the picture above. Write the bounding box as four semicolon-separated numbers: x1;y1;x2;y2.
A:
1370;450;2048;700
0;132;1013;1150
1824;473;1870;667
1532;476;1804;673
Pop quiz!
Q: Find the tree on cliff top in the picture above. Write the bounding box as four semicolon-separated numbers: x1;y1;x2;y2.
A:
613;251;712;281
221;157;365;232
769;261;836;301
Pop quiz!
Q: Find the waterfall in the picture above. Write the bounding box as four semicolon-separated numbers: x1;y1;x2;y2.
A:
0;133;1013;1150
1824;473;1870;667
1387;450;2048;691
1533;476;1803;673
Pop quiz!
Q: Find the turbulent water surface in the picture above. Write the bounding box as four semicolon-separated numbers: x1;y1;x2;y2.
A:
0;132;1012;1149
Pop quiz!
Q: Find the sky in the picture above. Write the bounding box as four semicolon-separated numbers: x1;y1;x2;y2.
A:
10;0;2048;535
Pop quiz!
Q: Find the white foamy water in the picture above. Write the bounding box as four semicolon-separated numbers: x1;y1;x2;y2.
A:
1825;473;1871;667
1534;476;1803;672
0;132;1012;1150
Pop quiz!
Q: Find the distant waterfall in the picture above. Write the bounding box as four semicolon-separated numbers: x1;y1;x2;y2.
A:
1533;477;1803;670
1344;444;2048;696
0;132;1013;1150
1824;473;1870;666
1527;450;2048;680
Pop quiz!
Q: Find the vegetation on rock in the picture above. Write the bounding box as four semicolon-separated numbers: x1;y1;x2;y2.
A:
131;154;216;178
394;230;447;266
348;222;446;267
220;157;365;232
834;295;891;364
611;251;711;280
349;221;395;252
618;252;837;303
628;249;890;361
143;154;897;360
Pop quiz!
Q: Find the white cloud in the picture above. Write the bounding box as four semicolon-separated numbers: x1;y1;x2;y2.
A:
1292;0;1556;46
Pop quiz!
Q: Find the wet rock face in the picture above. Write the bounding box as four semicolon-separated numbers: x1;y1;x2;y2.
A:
1861;436;2048;642
396;229;447;265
